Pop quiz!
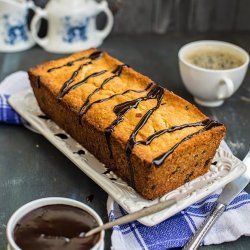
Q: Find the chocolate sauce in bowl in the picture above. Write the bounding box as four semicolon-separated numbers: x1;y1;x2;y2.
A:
14;204;100;250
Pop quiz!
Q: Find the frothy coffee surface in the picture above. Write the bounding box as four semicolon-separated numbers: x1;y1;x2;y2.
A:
185;46;244;70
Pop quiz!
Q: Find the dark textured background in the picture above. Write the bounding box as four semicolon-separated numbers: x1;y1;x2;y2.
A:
32;0;250;33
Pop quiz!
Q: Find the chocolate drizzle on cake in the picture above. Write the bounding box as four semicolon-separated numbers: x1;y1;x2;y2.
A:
47;50;105;100
47;49;224;188
152;119;222;167
124;86;164;186
78;64;129;118
80;83;153;118
35;76;40;88
58;70;107;99
135;119;210;146
104;84;159;158
113;64;129;76
88;51;103;60
57;62;92;99
47;51;103;72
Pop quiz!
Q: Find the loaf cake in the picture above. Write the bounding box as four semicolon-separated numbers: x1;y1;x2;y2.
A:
28;48;225;200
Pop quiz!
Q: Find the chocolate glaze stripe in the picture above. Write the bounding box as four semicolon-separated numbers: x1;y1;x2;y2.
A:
35;76;40;88
78;64;128;117
80;83;153;117
105;84;158;158
152;119;223;167
58;70;107;99
47;57;87;72
57;61;92;99
114;64;129;76
47;51;103;72
135;119;210;146
125;86;164;187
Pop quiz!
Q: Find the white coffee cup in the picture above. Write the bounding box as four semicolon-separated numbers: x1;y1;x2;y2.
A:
0;0;36;52
31;0;114;53
6;197;105;250
178;40;249;107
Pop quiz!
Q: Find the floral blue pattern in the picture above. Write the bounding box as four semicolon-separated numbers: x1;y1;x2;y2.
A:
62;16;90;43
2;14;28;45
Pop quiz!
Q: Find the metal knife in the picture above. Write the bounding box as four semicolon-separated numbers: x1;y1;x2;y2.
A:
184;150;250;250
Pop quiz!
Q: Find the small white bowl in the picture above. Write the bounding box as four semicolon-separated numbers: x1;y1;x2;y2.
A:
6;197;105;250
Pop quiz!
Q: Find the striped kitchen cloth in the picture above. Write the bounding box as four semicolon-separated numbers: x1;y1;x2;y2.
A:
0;71;29;125
107;141;250;249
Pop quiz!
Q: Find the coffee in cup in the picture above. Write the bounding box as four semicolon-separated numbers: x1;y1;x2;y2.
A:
185;47;244;70
178;40;249;107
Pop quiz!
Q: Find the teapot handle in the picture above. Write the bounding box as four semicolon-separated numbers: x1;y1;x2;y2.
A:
31;8;49;48
26;0;36;11
96;1;114;40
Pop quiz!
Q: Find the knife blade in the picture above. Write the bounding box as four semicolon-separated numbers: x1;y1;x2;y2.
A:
217;151;250;205
184;150;250;250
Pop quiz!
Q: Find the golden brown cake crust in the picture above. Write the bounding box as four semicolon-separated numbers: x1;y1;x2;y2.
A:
28;49;226;200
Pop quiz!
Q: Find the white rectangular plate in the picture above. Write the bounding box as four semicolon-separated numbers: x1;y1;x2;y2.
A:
9;90;246;226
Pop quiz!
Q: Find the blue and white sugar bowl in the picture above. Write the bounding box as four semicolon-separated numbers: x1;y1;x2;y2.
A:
31;0;114;53
0;0;36;52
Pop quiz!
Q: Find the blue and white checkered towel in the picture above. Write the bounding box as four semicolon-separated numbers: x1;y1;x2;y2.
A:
1;72;250;249
107;145;250;249
0;71;30;125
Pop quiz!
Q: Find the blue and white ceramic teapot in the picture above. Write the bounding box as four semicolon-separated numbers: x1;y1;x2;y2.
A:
31;0;114;53
0;0;36;52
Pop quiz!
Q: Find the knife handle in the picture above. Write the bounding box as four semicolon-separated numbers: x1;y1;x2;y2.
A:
183;203;226;250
